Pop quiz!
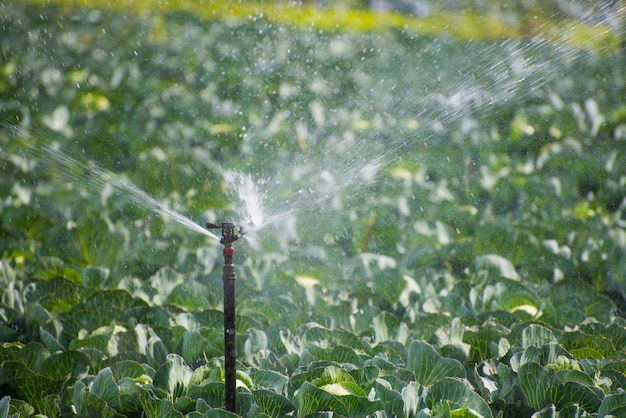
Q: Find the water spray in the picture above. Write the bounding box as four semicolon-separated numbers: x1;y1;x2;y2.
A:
206;220;253;413
0;124;221;242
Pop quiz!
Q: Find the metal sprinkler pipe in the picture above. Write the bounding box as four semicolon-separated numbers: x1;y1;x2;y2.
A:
206;221;240;413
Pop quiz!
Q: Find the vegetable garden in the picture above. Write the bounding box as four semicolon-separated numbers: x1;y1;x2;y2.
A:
1;1;626;416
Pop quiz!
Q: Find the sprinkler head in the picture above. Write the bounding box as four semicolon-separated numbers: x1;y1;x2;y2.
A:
206;220;255;244
206;221;239;245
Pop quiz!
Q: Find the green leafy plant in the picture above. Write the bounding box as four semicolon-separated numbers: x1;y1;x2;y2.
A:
1;0;625;416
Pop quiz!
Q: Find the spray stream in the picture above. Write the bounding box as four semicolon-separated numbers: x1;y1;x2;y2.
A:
0;125;220;241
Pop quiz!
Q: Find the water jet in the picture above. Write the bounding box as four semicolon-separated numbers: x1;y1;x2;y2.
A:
0;124;221;242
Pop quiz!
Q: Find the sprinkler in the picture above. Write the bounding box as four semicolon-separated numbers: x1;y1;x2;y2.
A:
206;221;253;413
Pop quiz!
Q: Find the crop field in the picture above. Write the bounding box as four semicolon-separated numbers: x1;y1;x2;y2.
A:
1;1;626;417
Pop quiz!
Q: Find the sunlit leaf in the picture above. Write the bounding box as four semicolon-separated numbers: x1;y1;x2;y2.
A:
518;362;555;411
72;380;126;418
253;389;295;416
406;340;466;386
244;328;269;364
293;381;347;416
518;362;602;413
236;390;256;417
117;377;145;414
153;354;193;400
186;381;225;409
248;368;288;392
562;328;618;359
5;397;34;418
375;378;404;417
15;343;49;373
138;396;183;418
109;360;149;380
305;344;363;367
522;324;558;349
39;328;64;352
464;324;509;362
425;378;493;418
40;349;90;380
91;367;120;409
349;365;380;389
401;381;424;417
547;280;616;326
340;393;382;416
598;392;626;418
470;254;520;281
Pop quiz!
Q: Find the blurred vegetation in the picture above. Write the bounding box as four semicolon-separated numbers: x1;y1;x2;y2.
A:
28;0;625;49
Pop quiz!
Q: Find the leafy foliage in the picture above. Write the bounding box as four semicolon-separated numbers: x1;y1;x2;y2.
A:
1;0;626;417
